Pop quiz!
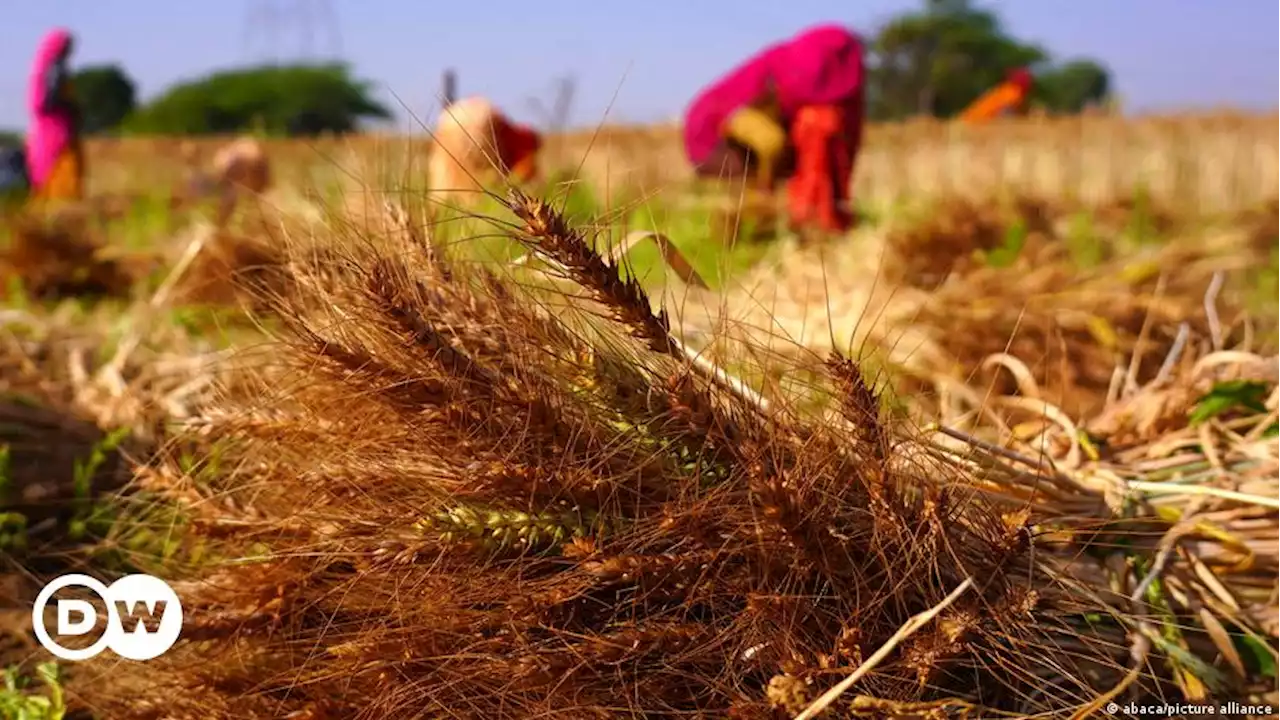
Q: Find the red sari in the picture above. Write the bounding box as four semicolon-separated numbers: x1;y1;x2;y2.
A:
786;101;861;233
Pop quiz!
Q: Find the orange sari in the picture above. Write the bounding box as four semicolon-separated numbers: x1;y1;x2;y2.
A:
959;77;1032;123
31;142;83;202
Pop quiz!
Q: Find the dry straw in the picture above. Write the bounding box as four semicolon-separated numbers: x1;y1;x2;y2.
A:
85;111;1280;214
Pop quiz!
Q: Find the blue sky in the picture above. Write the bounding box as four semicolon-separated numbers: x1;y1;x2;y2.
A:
1;0;1276;131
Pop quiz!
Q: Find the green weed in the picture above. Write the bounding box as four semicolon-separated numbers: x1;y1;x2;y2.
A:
67;427;132;542
0;663;65;720
1065;211;1105;267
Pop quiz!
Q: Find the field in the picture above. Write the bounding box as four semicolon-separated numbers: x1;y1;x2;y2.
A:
0;111;1277;719
85;111;1280;213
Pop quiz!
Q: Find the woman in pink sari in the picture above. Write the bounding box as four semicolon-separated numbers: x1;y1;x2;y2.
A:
26;28;84;202
683;24;866;235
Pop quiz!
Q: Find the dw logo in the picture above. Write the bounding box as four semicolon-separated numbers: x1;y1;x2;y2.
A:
32;574;183;661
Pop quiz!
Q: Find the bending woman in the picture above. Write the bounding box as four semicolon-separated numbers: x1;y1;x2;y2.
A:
427;96;541;208
959;68;1034;123
683;24;866;235
26;28;84;202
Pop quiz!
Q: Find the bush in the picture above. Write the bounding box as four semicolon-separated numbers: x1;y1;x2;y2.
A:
72;64;138;135
122;64;391;137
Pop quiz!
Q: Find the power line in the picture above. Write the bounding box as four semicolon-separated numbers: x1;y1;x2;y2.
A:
242;0;343;64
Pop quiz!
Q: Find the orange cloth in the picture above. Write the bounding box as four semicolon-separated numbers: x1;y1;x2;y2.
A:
31;142;83;202
786;104;855;234
959;80;1030;122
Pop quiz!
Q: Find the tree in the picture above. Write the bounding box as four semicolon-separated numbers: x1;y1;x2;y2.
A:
1033;60;1110;113
72;64;138;134
864;0;1111;120
122;64;391;136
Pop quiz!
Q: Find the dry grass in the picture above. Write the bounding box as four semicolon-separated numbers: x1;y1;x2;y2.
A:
684;195;1275;426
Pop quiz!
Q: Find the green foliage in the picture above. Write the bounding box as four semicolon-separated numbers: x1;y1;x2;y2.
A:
0;444;10;501
979;217;1028;267
1123;186;1162;245
0;663;66;720
71;64;137;135
1065;212;1105;268
0;512;27;554
0;444;25;553
122;64;391;136
866;0;1112;120
1252;246;1280;325
1034;59;1110;113
1189;380;1270;426
4;278;28;310
1234;632;1279;679
67;427;132;542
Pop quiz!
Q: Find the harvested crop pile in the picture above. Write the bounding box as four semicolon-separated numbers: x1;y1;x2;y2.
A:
1241;198;1278;257
0;289;227;431
1090;195;1177;238
940;341;1280;707
0;301;230;708
172;181;343;313
689;205;1272;426
886;196;1057;288
0;212;156;301
0;395;141;691
173;228;291;311
0;392;144;594
917;229;1271;421
77;193;1275;719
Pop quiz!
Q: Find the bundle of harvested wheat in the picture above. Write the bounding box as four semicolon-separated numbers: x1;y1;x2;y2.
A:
1240;198;1278;257
75;192;1275;719
0;392;144;686
0;211;156;301
0;302;218;435
1089;195;1178;239
168;181;350;316
172;228;290;311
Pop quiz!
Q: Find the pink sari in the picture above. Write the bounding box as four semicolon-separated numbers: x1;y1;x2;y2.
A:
25;28;76;189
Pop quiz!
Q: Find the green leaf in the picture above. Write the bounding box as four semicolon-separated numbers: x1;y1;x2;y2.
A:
33;663;58;690
1189;380;1270;425
1233;633;1278;679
